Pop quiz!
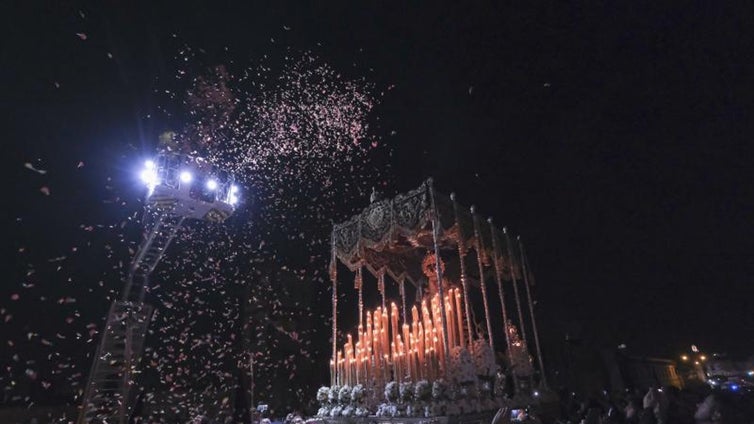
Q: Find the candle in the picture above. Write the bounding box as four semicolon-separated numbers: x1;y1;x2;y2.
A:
337;352;343;386
396;337;402;381
362;356;368;386
367;312;374;365
445;295;454;349
455;288;465;348
355;342;361;384
391;303;399;360
418;322;425;372
383;353;389;384
374;309;382;369
344;349;349;386
382;307;389;365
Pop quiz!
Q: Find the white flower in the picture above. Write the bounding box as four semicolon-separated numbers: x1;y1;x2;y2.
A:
385;381;399;403
446;384;459;401
390;404;399;417
376;403;397;417
471;339;499;377
330;405;343;417
317;386;330;404
338;385;352;404
328;386;340;403
399;381;414;403
432;379;447;400
480;380;493;396
415;380;431;402
351;384;365;404
448;346;477;384
341;405;355;417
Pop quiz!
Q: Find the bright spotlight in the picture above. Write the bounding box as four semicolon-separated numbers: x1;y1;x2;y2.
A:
180;171;193;183
140;168;158;186
206;179;218;190
144;160;155;170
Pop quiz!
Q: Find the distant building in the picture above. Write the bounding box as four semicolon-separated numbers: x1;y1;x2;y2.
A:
545;333;684;395
705;355;754;379
616;355;684;390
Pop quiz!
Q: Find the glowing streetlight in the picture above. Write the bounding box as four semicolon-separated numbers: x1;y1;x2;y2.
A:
681;355;688;361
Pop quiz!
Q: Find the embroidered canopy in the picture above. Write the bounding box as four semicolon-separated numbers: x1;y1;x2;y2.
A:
330;179;522;287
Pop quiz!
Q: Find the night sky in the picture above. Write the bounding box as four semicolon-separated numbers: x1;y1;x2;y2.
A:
4;0;754;406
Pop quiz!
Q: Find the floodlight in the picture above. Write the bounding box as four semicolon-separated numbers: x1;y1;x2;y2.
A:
140;168;158;186
206;179;218;190
180;171;193;183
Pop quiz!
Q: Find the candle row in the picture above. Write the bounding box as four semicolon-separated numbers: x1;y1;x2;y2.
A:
331;287;466;387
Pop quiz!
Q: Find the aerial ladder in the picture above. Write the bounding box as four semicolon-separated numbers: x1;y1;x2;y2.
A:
78;153;241;423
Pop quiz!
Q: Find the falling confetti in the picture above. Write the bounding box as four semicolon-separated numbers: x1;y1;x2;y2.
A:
24;162;47;174
5;42;394;421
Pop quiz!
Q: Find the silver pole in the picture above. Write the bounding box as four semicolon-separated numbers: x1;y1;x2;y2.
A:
428;180;451;363
450;193;474;347
518;237;548;389
503;228;528;346
330;234;338;387
487;219;518;392
471;208;495;348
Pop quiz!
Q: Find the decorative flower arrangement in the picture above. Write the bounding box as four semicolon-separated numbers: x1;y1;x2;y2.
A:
399;381;414;403
479;380;493;397
494;372;507;398
317;386;330;404
341;405;355;417
432;379;447;401
415;380;431;402
330;405;343;417
351;384;365;404
376;403;398;417
445;384;458;401
471;339;499;377
328;385;340;404
384;381;399;403
316;406;331;417
458;384;468;399
338;385;352;404
354;406;370;417
448;346;477;384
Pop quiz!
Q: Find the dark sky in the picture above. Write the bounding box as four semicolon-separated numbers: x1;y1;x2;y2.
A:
4;0;754;370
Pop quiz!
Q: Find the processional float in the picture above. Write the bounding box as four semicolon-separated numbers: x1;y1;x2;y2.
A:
319;179;550;420
78;153;240;424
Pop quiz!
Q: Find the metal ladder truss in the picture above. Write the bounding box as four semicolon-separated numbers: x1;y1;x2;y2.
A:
78;211;185;423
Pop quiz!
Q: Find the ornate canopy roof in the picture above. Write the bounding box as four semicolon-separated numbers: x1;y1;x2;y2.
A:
330;179;521;287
